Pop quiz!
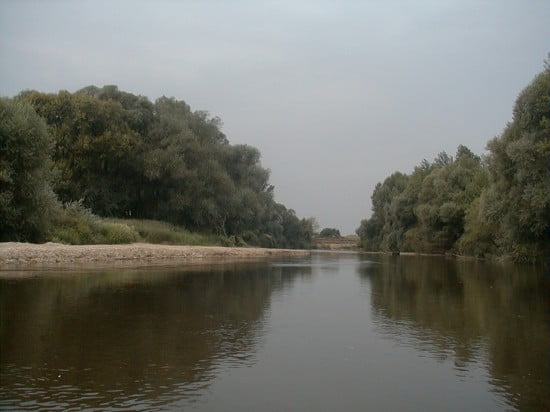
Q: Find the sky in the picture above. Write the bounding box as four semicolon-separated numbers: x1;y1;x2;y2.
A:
1;1;549;234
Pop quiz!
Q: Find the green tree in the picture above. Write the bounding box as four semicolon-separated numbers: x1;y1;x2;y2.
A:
356;172;409;251
16;85;316;249
479;65;550;262
319;228;341;238
0;99;58;241
357;59;549;262
357;146;486;254
18;90;141;216
409;146;486;253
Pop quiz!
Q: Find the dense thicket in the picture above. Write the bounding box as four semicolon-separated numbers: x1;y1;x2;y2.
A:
357;64;550;262
2;86;314;248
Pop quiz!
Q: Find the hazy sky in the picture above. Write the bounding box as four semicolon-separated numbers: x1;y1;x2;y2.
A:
1;1;549;234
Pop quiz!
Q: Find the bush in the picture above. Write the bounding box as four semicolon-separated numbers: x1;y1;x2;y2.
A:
99;222;140;244
106;218;221;246
50;201;139;244
510;243;547;264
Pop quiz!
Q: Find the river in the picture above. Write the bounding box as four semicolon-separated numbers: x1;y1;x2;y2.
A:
0;252;548;411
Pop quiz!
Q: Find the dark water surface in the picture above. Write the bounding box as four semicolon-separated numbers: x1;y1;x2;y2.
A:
1;253;548;411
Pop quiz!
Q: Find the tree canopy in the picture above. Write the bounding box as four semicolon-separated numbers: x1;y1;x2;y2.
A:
2;86;314;248
0;99;58;241
319;228;341;238
357;63;549;262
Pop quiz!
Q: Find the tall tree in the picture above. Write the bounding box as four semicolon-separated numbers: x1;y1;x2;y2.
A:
18;90;141;216
479;66;550;261
357;60;549;262
0;99;58;241
14;85;315;249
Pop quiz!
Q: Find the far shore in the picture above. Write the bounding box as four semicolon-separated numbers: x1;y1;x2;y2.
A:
0;242;311;271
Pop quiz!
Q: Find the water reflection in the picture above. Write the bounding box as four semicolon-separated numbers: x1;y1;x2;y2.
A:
358;256;550;411
2;255;548;411
0;261;312;410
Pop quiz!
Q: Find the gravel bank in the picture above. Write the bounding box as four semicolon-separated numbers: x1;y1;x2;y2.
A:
0;242;310;269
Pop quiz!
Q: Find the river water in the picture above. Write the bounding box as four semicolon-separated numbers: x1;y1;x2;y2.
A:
0;253;548;411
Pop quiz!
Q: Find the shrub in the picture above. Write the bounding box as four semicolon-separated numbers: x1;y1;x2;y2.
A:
106;218;222;246
99;222;140;244
50;201;140;244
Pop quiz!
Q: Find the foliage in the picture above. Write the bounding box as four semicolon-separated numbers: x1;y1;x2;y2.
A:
49;203;221;246
18;89;141;216
477;67;550;262
50;201;140;245
6;85;313;248
0;99;59;242
319;228;341;238
107;218;222;246
356;63;550;262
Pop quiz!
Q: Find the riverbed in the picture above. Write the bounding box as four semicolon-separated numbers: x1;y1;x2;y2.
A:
0;252;548;411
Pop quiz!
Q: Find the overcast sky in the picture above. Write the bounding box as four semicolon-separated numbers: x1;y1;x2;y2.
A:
1;1;549;234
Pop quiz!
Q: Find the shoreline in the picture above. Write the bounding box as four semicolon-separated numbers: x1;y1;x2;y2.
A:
0;242;311;270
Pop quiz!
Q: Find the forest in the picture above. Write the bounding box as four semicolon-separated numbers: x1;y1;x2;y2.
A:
356;64;550;263
0;86;315;249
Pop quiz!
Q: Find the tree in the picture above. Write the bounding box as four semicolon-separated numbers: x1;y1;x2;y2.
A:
18;90;141;216
356;59;550;262
409;147;486;253
0;99;58;241
356;172;409;251
319;228;341;238
15;85;317;249
357;146;486;254
478;66;550;262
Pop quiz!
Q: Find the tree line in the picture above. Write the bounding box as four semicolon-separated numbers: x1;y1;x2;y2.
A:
357;63;549;263
0;85;315;248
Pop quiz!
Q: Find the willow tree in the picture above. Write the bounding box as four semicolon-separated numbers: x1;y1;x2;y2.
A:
478;65;550;262
0;99;58;241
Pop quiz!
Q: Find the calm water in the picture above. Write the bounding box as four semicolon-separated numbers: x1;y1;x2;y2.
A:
0;253;548;411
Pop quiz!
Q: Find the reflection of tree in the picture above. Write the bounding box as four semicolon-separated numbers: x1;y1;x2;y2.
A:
358;256;549;411
0;262;311;410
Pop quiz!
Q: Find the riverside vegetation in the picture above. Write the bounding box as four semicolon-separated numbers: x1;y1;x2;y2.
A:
1;61;548;260
357;62;550;263
0;86;316;249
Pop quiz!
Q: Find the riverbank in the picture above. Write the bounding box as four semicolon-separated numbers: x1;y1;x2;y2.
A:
0;242;310;269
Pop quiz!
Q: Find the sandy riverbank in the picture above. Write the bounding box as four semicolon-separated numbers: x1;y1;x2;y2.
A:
0;242;310;269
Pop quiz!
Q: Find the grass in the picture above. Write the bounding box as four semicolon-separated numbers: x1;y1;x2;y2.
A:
106;218;222;246
48;201;222;246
